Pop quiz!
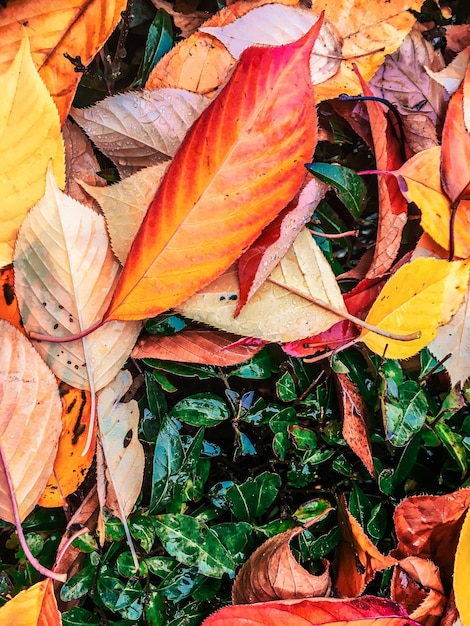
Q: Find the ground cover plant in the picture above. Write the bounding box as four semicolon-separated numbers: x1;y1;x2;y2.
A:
1;0;470;624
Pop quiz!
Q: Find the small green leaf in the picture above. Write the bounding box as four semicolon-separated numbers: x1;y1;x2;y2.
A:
153;514;236;578
130;515;155;552
150;417;184;514
276;371;297;401
289;425;317;450
384;381;428;446
134;9;174;88
170;393;230;427
225;473;281;522
435;421;468;475
367;502;388;540
303;526;342;560
60;562;96;601
62;607;100;625
229;349;279;379
210;522;252;564
306;162;366;218
145;314;186;335
293;498;331;523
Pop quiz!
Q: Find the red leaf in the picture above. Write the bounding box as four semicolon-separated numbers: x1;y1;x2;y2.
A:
104;19;322;321
131;329;262;365
202;596;418;626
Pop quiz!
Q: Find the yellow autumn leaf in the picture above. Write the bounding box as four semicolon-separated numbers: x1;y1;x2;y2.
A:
0;579;61;626
179;227;347;342
0;36;64;268
360;258;469;359
454;507;470;624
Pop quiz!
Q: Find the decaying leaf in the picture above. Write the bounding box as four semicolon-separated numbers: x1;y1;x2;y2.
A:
0;0;127;121
232;510;333;604
0;579;61;626
335;372;375;477
203;596;418;626
179;228;347;343
14;169;142;391
201;4;343;84
132;329;263;365
80;163;168;264
104;21;322;321
0;36;64;268
334;495;396;597
72;88;210;176
360;258;469;359
0;320;62;523
98;370;144;519
39;383;95;508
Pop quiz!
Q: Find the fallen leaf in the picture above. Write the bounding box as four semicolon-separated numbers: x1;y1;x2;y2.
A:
179;228;347;343
334;495;396;597
236;178;328;314
39;383;96;508
14;169;142;391
0;0;127;121
80;163;169;264
104;21;322;321
335;372;375;477
63;119;107;211
392;488;470;591
425;45;470;96
391;556;446;626
0;320;62;523
132;329;263;365
150;0;210;39
0;36;64;268
98;370;144;519
445;24;470;54
397;146;470;258
202;596;417;626
0;266;23;332
454;507;470;625
283;320;358;358
360;258;469;359
200;4;343;84
72;88;210;176
232;510;333;604
0;579;61;626
428;284;470;387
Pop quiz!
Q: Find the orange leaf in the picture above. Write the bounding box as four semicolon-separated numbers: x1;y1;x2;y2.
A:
0;0;127;122
440;66;470;204
0;266;23;332
0;579;61;626
38;383;96;508
392;488;470;591
335;372;375;478
202;596;419;626
334;495;396;596
232;510;333;604
132;329;263;366
104;20;322;322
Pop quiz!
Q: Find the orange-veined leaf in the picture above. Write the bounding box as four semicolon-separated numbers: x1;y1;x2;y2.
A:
103;19;323;321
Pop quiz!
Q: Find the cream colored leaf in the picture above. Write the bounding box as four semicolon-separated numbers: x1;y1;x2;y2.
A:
80;163;168;264
425;45;470;96
0;36;64;268
14;168;141;391
98;370;144;519
201;5;342;84
0;321;62;523
429;287;470;387
179;228;347;342
71;88;210;176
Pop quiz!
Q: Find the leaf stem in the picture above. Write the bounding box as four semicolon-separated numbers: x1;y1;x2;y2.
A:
29;319;104;343
0;443;67;582
267;277;420;342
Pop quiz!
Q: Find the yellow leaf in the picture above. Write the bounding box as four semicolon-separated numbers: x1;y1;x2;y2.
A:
0;579;61;626
454;507;470;624
360;258;469;359
14;168;141;391
0;320;62;523
0;0;127;122
0;36;64;268
179;228;347;342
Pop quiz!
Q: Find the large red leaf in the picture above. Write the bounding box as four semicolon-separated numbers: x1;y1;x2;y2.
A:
104;20;322;321
202;596;419;626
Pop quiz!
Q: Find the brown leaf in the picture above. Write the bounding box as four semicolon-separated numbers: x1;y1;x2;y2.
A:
335;372;375;478
391;556;446;626
334;495;396;596
391;489;470;592
150;0;210;38
445;24;470;54
0;320;62;523
232;511;333;604
132;330;263;365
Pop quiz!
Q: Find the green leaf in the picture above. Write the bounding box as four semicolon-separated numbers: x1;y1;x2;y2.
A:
130;515;155;552
349;484;372;529
229;349;279;379
60;562;96;601
367;502;388;540
293;498;331;523
306;162;366;218
302;526;342;560
435;421;468;475
289;425;317;450
276;371;297;402
134;9;174;88
384;381;428;446
149;417;184;514
143;360;219;380
210;522;252;563
225;473;281;522
170;393;230;427
145;313;186;335
144;589;166;626
62;607;100;625
378;436;421;496
153;514;236;578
